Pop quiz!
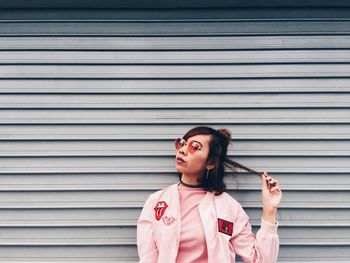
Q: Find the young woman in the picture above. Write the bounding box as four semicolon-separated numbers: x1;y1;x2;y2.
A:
137;126;282;263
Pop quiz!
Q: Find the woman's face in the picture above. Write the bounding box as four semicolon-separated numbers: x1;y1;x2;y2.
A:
175;134;212;177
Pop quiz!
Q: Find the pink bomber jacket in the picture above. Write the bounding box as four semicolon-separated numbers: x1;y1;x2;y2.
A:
137;183;280;263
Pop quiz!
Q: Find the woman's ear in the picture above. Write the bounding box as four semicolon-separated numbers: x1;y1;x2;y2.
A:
206;159;216;170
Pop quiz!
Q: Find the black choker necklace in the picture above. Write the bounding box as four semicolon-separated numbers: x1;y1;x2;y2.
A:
179;178;204;188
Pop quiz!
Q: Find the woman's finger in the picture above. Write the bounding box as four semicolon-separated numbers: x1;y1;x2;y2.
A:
266;176;278;184
268;179;279;186
261;171;268;188
270;186;281;192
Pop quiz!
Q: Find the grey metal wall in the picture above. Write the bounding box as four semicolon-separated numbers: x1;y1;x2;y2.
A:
0;8;349;262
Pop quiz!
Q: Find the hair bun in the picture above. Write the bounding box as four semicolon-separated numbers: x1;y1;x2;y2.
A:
217;128;232;144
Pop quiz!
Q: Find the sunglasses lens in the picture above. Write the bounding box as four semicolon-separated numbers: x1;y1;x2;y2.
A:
175;138;184;150
188;141;201;154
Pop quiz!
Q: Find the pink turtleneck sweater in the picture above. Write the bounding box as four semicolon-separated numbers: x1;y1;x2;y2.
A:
176;184;208;263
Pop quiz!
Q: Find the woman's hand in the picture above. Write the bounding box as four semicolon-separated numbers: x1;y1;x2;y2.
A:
261;171;282;215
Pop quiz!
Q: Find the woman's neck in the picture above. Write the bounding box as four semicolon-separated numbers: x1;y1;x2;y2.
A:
180;174;202;187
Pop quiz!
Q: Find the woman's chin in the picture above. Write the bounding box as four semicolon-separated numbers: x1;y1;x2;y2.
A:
175;167;182;173
175;166;186;173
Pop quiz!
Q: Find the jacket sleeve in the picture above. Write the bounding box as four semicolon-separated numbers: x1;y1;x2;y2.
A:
137;195;159;263
229;204;279;263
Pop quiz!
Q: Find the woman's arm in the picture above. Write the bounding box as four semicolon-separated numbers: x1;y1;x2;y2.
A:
137;195;159;263
230;171;282;263
261;171;282;225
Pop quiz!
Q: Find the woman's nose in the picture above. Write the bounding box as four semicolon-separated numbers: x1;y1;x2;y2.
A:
179;145;187;155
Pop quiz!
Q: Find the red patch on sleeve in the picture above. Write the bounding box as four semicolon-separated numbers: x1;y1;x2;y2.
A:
154;201;168;221
218;218;233;236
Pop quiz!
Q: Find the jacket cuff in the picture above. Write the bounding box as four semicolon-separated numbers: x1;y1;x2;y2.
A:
260;216;278;234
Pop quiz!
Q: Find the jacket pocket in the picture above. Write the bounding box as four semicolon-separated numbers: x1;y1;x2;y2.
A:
155;218;177;245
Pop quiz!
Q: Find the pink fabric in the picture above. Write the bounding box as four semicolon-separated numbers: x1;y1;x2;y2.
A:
137;183;280;263
176;184;208;263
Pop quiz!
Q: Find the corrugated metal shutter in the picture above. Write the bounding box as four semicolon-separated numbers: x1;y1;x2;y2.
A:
0;9;349;263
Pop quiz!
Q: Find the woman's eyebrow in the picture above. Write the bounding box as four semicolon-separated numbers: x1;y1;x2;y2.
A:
190;140;204;147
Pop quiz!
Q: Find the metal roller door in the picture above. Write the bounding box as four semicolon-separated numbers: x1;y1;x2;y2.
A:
0;5;349;263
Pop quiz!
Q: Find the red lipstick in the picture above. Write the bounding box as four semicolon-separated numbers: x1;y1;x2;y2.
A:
176;157;186;164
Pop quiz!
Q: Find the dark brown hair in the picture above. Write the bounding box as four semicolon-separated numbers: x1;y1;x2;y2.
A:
178;126;261;195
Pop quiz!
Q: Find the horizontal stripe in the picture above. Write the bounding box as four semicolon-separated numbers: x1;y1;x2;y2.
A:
1;8;350;21
0;207;348;227
0;124;349;140
0;245;348;261
0;93;349;109
0;226;348;245
0;173;348;191
1;64;350;78
0;189;348;208
1;0;350;9
1;50;350;64
0;109;348;124
1;20;350;36
1;79;350;93
0;156;349;173
0;140;349;157
1;36;350;50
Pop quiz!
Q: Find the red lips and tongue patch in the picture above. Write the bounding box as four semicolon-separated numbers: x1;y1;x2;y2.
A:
154;201;168;221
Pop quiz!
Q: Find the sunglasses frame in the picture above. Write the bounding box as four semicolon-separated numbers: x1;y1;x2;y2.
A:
175;138;203;154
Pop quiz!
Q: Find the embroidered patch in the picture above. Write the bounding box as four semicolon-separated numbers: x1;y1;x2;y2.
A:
218;218;233;236
162;216;176;225
154;201;168;221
